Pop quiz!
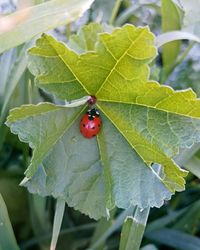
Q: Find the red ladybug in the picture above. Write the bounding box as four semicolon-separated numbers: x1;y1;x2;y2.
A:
80;108;101;138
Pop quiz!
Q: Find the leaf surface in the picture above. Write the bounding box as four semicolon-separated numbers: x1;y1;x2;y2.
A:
6;24;200;219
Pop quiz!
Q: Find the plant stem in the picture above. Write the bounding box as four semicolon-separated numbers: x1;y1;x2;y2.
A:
50;199;65;250
160;41;195;83
173;41;195;69
109;0;122;25
119;207;150;250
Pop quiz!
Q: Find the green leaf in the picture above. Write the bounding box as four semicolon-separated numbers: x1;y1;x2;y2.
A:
161;0;183;81
0;0;94;54
68;23;104;54
6;24;200;219
0;194;19;250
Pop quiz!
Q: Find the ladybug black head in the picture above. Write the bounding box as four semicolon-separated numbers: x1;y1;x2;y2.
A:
87;108;99;116
87;108;100;120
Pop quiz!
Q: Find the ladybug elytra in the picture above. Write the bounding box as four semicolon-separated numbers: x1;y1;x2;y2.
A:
80;108;101;138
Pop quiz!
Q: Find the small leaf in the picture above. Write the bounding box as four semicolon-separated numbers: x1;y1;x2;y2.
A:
68;23;104;54
6;24;200;219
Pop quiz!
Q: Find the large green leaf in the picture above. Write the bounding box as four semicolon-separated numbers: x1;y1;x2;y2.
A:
6;24;200;219
0;0;94;54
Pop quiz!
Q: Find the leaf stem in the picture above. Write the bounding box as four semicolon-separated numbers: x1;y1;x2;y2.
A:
109;0;122;25
50;199;65;250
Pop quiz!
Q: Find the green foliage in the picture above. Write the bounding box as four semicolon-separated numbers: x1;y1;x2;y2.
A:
0;0;94;54
1;1;200;249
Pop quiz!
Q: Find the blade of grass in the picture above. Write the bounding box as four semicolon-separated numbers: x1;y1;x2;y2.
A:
0;0;94;54
0;42;33;150
109;0;123;25
145;207;187;234
146;228;200;250
0;194;20;250
155;31;200;48
119;207;150;250
161;0;183;82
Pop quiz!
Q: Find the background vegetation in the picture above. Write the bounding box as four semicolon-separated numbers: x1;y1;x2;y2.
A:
1;0;200;250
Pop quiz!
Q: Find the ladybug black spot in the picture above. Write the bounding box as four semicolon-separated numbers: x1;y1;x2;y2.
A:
92;126;95;129
98;124;100;127
83;124;86;127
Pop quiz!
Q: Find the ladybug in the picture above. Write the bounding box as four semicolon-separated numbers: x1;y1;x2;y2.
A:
80;108;101;138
